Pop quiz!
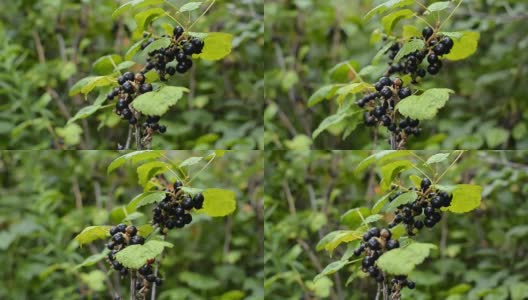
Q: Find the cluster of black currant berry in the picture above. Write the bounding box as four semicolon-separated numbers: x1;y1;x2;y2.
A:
135;258;163;297
388;178;452;235
358;76;421;145
108;71;154;125
141;25;204;79
152;181;204;233
106;224;145;276
357;26;454;148
353;227;415;298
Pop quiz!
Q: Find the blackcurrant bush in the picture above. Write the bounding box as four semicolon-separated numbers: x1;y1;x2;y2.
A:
422;27;433;39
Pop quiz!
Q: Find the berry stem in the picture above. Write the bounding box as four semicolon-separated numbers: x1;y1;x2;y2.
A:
130;271;136;300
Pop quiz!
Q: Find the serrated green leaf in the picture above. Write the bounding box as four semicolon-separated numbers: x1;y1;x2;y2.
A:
380;160;414;191
377;243;437;275
116;61;137;71
195;32;233;61
390;224;406;240
308;85;340;107
355;150;411;174
447;184;482;213
425;1;451;14
179;1;202;12
316;230;363;255
137;161;172;187
396;88;454;120
93;55;122;75
199;188;236;217
372;193;391;214
142;37;171;55
123;212;144;222
126;38;147;60
75;250;109;270
409;174;422;188
365;0;414;20
134;8;165;36
328;60;359;82
74;226;111;246
116;240;173;269
426;153;450;164
68;91;108;125
112;0;164;19
107;150;164;174
335;82;371;103
381;9;413;34
128;191;167;211
402;25;421;39
179;156;203;168
56;123;83;146
394;39;425;62
180;186;204;195
314;260;350;282
131;86;188;116
313;103;362;139
385;191;417;212
442;31;480;61
340;207;371;229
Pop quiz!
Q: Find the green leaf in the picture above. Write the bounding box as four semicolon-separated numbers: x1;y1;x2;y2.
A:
355;150;411;174
80;270;106;292
442;31;480;61
75;250;109;270
314;260;350;282
138;224;154;237
116;61;137;71
69;76;115;96
308;85;340;107
409;174;422;188
137;161;172;187
131;86;188;116
329;60;359;82
134;8;165;36
385;191;417;212
179;156;203;168
107;150;165;174
116;240;174;269
373;43;394;64
365;0;414;20
56;123;83;146
372;193;391;214
178;271;221;290
425;1;451;14
340;207;371;229
316;230;363;255
381;9;414;34
142;37;171;55
199;188;236;217
128;191;167;211
126;38;147;60
402;25;421;39
396;88;454;120
68;92;108;125
377;242;437;275
92;55;122;75
447;184;482;213
484;128;509;148
74;226;111;246
195;32;233;61
426;153;450;164
179;2;202;12
380;160;414;191
112;0;165;19
394;39;425;62
510;282;528;300
335;82;371;103
313;103;362;139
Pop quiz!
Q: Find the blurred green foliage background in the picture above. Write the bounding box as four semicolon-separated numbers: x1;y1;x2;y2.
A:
0;150;263;299
264;150;528;299
0;0;263;149
264;0;528;150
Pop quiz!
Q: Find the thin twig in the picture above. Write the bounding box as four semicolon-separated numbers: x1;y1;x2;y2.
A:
188;0;216;30
439;0;465;30
125;125;133;150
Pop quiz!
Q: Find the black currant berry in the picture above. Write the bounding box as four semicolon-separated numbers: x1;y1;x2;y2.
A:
121;108;133;120
129;117;138;125
122;81;135;93
427;54;439;64
112;260;123;271
373;106;386;118
363;232;372;242
117;76;126;85
380;86;393;99
123;72;135;81
183;43;195;55
116;100;128;110
420;178;431;190
106;242;115;250
422;26;434;39
431;196;443;208
181;196;194;210
146;115;160;123
155;278;163;286
374;82;384;92
174;181;183;191
398;87;412;99
368;227;381;237
167;66;176;75
386;239;399;250
362;256;374;268
414;220;424;229
380;228;392;239
193;193;204;209
126;225;137;236
424;218;436;228
146;274;157;283
407;281;416;289
427;64;440;75
353;248;363;257
433;43;446;55
139;264;153;276
379;76;392;87
368;237;381;250
182;213;192;224
112;233;125;244
440;37;454;49
158;125;167;133
380;115;391;126
130;235;145;245
173;26;184;38
139;83;153;94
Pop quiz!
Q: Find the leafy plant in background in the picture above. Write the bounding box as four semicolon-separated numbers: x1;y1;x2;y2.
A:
307;0;480;149
68;1;233;150
315;151;483;299
73;150;236;299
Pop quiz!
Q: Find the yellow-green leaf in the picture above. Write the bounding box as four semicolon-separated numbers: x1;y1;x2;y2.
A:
380;160;413;191
131;86;188;116
116;240;174;269
199;188;236;217
447;184;482;213
381;9;414;34
396;88;454;120
377;243;437;275
74;226;111;246
195;32;233;61
316;230;363;255
442;31;480;61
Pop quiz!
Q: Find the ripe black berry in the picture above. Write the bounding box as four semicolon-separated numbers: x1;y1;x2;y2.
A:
368;237;381;250
117;76;126;85
173;26;184;38
353;248;363;257
193;193;204;209
440;37;454;49
130;235;145;245
380;86;393;99
139;83;153;94
368;227;381;237
414;220;424;229
167;66;176;75
398;87;412;99
422;26;434;39
433;43;446;55
363;232;372;242
126;225;137;236
378;76;392;87
380;115;391;126
427;64;440;75
174;181;183;191
122;81;135;93
424;218;436;228
362;256;375;268
420;178;431;190
181;196;194;210
121;108;133;120
106;242;115;250
158;125;167;133
116;224;127;233
407;281;416;289
424;206;435;216
123;72;135;81
431;196;443;208
380;228;391;239
139;264;153;276
112;233;125;244
183;43;195;55
146;274;157;283
386;239;399;250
